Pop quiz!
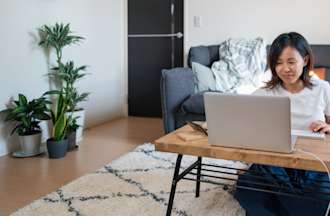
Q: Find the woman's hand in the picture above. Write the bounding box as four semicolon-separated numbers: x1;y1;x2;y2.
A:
309;121;330;134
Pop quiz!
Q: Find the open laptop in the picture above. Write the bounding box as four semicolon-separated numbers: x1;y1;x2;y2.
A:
204;92;324;153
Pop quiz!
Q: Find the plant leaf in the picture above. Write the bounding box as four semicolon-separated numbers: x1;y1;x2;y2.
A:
50;110;56;124
53;112;67;141
43;90;61;96
33;112;51;120
11;124;23;135
18;94;28;106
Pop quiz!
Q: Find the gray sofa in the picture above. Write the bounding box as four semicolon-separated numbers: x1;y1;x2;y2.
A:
160;44;330;134
161;45;220;134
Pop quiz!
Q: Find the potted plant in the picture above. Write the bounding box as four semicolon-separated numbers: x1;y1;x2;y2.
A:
51;61;89;142
67;115;80;150
38;23;89;142
47;92;69;159
4;94;51;155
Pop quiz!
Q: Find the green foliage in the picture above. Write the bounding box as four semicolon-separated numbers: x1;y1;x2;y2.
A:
65;88;90;112
49;93;69;141
67;116;80;132
38;22;90;113
38;23;84;63
43;90;82;132
54;61;88;85
4;94;51;136
51;61;90;111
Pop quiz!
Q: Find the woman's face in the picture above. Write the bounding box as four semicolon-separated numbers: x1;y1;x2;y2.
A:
275;46;308;85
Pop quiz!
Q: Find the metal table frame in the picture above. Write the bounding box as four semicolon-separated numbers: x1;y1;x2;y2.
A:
166;155;330;216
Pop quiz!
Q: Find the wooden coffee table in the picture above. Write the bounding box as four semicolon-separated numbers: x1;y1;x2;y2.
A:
154;125;330;216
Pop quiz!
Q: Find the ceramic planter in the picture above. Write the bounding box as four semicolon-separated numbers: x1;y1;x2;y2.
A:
39;120;51;143
46;138;68;159
19;132;42;155
67;109;85;143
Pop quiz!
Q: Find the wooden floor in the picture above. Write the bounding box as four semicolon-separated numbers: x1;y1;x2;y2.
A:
0;117;163;215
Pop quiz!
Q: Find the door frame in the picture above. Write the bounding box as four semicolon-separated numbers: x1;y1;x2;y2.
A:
123;0;128;116
183;0;188;67
124;0;186;116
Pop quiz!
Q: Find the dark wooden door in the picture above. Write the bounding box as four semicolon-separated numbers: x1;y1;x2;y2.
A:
128;0;184;117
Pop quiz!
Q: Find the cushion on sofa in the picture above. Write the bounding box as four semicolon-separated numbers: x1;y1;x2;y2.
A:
175;112;205;129
191;62;217;93
188;46;211;67
180;91;206;114
188;45;220;68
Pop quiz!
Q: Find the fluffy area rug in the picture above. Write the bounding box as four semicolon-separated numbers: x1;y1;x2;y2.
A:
12;143;248;216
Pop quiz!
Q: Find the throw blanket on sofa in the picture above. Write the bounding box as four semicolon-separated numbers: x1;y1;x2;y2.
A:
211;37;267;92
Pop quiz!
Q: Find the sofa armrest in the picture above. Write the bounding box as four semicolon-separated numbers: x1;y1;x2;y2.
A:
160;67;194;134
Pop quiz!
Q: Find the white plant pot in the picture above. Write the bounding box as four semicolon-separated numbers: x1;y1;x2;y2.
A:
19;132;42;155
39;120;51;144
67;109;85;144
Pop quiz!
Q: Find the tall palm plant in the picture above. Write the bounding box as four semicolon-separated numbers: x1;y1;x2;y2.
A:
38;23;84;65
50;61;90;112
39;22;89;137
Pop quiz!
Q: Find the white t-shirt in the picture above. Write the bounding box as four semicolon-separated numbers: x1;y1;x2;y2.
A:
254;77;330;130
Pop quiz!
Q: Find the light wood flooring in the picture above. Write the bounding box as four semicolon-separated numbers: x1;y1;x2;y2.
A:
0;117;163;215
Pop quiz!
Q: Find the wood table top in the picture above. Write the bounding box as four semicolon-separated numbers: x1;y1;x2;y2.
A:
154;125;330;172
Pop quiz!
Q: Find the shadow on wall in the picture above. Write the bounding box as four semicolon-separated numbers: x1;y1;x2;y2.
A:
0;111;20;154
28;31;59;103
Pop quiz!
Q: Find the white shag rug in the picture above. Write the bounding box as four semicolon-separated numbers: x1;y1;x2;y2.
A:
12;143;248;216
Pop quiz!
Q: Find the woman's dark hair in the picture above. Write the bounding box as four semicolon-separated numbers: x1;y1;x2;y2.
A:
265;32;314;89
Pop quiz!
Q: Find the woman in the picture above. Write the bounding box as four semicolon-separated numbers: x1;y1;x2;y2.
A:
234;32;330;216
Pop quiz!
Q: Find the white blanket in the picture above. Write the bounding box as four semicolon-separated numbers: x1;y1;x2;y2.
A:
211;37;267;93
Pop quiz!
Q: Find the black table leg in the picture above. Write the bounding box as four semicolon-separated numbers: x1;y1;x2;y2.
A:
166;154;183;216
196;157;202;197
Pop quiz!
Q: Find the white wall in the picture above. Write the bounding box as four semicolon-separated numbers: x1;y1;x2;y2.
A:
0;0;127;156
185;0;330;57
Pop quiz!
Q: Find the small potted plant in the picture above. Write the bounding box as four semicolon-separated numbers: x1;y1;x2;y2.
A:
47;92;69;159
4;94;51;155
53;61;89;142
67;115;79;150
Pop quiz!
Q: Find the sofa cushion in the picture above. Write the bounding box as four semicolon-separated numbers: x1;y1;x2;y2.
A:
181;91;206;114
175;112;205;129
192;62;217;93
188;46;211;67
188;45;220;68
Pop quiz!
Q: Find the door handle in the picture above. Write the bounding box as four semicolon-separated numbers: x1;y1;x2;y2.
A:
128;32;183;39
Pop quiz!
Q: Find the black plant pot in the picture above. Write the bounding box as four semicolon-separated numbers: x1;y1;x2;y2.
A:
47;138;68;159
67;130;77;150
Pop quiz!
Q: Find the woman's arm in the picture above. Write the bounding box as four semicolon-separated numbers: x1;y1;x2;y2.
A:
309;116;330;133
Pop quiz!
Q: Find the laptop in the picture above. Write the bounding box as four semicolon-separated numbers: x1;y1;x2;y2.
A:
204;92;324;154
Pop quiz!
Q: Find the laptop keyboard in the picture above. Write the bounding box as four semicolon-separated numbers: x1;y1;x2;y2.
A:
291;129;325;140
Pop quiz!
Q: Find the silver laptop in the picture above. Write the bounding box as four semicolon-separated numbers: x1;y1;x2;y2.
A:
204;92;296;153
